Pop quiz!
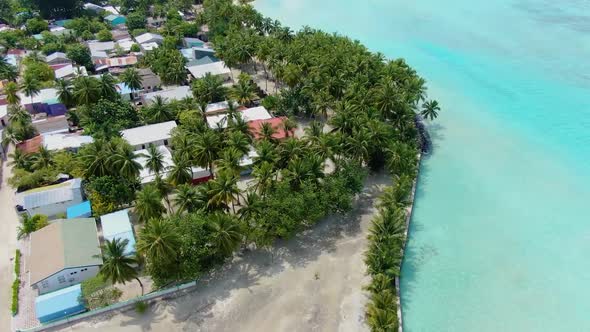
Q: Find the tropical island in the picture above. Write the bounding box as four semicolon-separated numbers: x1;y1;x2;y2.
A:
0;0;440;331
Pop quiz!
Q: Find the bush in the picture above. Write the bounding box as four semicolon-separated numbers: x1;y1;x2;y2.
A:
11;250;21;315
80;275;123;310
134;301;148;314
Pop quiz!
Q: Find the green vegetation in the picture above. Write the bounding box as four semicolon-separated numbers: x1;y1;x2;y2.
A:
134;301;148;314
99;238;144;295
16;214;48;239
11;250;21;315
80;275;123;310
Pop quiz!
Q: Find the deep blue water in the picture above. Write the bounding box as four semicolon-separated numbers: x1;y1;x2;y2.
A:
256;1;590;330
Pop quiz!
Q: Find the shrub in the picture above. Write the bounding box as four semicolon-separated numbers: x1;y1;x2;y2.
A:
134;301;148;314
11;250;21;315
80;276;122;310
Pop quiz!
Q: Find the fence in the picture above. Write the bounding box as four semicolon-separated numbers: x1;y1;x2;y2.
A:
18;281;198;332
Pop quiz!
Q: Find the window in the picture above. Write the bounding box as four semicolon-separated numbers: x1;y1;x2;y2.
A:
58;276;66;284
164;140;169;146
141;144;146;149
41;280;49;288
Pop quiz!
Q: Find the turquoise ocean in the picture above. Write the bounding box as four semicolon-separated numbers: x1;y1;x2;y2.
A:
256;1;590;331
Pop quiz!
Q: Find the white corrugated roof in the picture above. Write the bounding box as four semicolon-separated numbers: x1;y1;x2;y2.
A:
21;179;82;209
18;88;58;105
45;52;68;63
206;106;272;129
186;61;230;79
135;33;164;45
88;41;115;52
121;121;177;147
205;100;238;113
143;86;192;104
43;132;93;151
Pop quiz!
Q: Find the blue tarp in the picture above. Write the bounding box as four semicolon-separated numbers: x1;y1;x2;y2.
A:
35;284;86;323
66;201;92;219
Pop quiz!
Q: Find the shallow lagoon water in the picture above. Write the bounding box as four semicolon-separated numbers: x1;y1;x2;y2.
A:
256;1;590;330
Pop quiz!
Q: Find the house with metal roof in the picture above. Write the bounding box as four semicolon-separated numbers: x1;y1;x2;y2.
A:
16;179;84;217
105;14;126;27
142;86;192;106
206;106;272;129
248;117;295;141
135;32;164;45
186;61;231;81
121;121;177;150
54;64;88;80
28;218;102;295
135;145;211;184
45;52;70;65
35;284;86;323
100;210;136;255
183;37;205;48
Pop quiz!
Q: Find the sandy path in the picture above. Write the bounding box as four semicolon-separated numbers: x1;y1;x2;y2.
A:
58;173;389;332
0;147;21;331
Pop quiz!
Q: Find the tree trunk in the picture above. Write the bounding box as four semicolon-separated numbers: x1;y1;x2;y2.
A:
135;277;144;296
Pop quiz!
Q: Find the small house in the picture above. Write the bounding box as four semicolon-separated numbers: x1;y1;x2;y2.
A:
142;86;191;106
206;106;272;129
135;145;211;184
138;68;161;93
54;64;87;80
192;46;216;60
35;284;86;323
16;179;84;217
121;121;177;150
183;37;205;48
186;61;231;81
105;14;126;27
29;218;102;295
100;210;136;255
45;52;70;65
248;117;295;141
135;32;164;45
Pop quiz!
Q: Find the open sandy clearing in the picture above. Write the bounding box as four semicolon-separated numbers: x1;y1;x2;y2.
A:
57;173;389;332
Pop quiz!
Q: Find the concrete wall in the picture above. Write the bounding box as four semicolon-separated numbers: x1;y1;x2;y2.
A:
34;265;100;295
132;139;170;151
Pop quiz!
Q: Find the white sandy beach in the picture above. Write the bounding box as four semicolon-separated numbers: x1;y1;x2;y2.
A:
54;173;390;332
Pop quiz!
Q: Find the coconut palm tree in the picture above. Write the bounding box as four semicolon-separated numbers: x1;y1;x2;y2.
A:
253;140;278;167
0;58;18;81
8;149;32;170
4;82;20;105
166;154;193;186
99;238;144;295
207;171;240;213
206;213;243;256
78;140;112;178
120;67;143;99
73;76;101;105
259;122;277;142
421;99;440;120
55;79;75;107
98;73;118;100
17;214;48;240
225;131;251;156
385;141;417;177
144;144;166;176
8;105;32;126
143;96;173;124
251;161;274;195
136;218;181;266
173;184;204;214
230;79;258;107
31;146;54;170
216;147;245;177
193;130;222;177
134;185;166;222
366;291;398;331
20;76;41;109
109;144;143;181
346;128;371;165
280;117;297;138
238;191;263;221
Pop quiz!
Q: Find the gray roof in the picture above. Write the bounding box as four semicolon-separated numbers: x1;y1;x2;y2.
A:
45;52;68;62
143;86;192;104
22;179;82;210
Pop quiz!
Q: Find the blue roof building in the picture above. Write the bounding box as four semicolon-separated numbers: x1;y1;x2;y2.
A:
66;201;92;219
100;209;136;255
183;37;205;48
35;284;86;323
105;14;126;27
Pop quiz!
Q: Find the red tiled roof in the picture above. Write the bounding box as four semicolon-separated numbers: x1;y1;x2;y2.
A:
16;135;43;154
7;49;25;56
248;117;294;140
